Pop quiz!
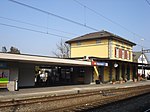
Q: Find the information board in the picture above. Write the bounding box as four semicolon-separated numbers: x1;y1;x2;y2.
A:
0;69;9;84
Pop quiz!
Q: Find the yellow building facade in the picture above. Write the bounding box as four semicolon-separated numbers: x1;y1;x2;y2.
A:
66;31;138;83
70;39;109;58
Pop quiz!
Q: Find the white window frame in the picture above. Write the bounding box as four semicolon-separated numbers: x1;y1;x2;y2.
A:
116;48;119;58
122;50;124;59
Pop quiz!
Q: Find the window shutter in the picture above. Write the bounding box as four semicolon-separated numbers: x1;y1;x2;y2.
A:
124;50;127;59
115;47;116;57
119;49;122;58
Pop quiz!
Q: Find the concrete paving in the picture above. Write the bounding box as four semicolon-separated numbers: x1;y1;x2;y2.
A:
0;80;150;101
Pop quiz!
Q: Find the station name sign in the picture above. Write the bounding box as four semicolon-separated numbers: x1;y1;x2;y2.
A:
91;61;108;66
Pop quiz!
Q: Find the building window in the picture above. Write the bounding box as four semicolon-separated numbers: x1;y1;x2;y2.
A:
122;50;124;59
77;41;81;45
96;39;101;44
127;51;129;60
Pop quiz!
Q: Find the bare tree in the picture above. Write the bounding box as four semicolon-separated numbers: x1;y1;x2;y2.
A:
9;46;20;54
1;46;21;54
52;39;70;58
2;46;7;53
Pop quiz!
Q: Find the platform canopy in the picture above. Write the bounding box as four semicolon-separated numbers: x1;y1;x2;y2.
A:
0;53;91;66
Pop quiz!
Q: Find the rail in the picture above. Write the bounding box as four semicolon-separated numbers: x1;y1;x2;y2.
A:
0;85;150;112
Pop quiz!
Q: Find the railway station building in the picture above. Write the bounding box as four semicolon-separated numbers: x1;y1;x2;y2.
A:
0;30;143;91
66;30;138;83
0;53;92;91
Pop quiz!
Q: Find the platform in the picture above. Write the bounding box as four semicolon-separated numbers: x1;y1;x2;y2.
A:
0;80;150;101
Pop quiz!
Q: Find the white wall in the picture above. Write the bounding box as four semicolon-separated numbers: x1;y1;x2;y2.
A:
84;67;93;84
138;54;150;77
9;68;19;81
138;54;148;64
6;68;19;91
138;69;150;77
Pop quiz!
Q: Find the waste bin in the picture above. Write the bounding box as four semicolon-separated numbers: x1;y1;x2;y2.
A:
95;80;100;84
15;80;19;91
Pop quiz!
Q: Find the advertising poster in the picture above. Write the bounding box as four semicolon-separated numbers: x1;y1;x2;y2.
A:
0;69;9;84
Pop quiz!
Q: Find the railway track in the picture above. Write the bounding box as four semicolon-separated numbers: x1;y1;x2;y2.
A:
0;85;150;112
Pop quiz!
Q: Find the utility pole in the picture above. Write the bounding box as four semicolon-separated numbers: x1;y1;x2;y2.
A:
141;48;144;78
141;38;144;78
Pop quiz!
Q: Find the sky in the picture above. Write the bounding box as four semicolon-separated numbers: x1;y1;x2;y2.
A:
0;0;150;57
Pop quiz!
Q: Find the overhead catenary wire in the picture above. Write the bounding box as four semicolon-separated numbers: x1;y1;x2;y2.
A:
84;5;87;26
0;22;70;39
1;17;146;48
136;44;148;49
0;23;148;49
145;0;150;7
73;0;150;43
0;16;77;36
7;0;149;49
9;0;99;31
